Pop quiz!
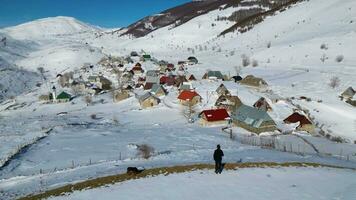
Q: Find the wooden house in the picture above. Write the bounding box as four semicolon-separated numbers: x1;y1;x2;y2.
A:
113;90;130;102
253;97;272;111
216;84;230;96
240;75;268;87
177;90;201;106
284;112;315;134
340;87;355;100
215;95;242;112
138;92;160;109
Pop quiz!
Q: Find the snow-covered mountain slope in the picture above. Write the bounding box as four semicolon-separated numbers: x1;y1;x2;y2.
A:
0;16;105;77
1;16;100;41
0;33;40;101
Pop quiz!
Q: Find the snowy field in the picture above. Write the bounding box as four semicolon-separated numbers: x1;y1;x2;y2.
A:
49;167;356;200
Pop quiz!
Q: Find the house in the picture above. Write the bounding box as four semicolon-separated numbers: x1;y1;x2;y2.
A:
71;80;89;95
132;64;144;74
186;74;197;81
340;87;355;100
215;95;242;112
160;75;176;86
56;91;72;103
135;62;142;68
130;51;139;57
199;109;230;126
88;75;98;83
187;56;198;65
122;71;134;83
146;70;160;84
231;75;243;82
158;60;169;66
150;84;167;97
232;105;277;134
240;75;268;87
284;112;315;133
114;90;130;102
253;97;272;111
39;93;53;102
202;71;224;80
179;82;193;91
142;54;151;61
216;84;230;96
177;90;201;106
97;76;112;90
167;63;175;71
178;61;187;65
138;77;146;84
175;75;188;87
87;76;112;90
138;92;160;109
144;82;155;90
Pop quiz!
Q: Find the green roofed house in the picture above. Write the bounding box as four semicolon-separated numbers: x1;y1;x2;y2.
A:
232;104;277;134
142;54;151;61
56;91;72;103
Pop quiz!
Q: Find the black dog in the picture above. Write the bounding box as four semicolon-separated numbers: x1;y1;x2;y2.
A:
127;167;145;175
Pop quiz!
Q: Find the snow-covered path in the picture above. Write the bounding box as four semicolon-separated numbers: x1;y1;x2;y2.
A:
49;167;356;200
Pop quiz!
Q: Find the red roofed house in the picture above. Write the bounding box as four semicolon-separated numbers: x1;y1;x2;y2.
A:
284;112;315;133
160;75;176;86
199;109;230;126
177;90;201;106
132;63;144;75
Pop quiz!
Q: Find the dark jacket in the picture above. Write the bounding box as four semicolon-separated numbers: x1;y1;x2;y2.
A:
213;149;224;162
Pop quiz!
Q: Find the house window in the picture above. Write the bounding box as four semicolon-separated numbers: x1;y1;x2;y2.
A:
253;119;263;128
244;117;254;125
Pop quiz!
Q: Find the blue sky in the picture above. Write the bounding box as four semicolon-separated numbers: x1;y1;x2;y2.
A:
0;0;191;28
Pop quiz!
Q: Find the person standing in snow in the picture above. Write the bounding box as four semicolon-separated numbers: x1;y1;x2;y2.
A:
213;144;224;174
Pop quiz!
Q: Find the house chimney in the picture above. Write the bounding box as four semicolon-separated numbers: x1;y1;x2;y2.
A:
52;86;57;103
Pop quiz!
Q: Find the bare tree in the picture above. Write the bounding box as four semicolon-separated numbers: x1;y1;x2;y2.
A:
137;144;154;159
335;55;344;63
241;54;250;67
252;59;258;67
329;76;340;89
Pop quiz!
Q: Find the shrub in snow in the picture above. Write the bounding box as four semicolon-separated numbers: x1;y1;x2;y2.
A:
329;76;340;89
84;95;92;106
335;55;344;63
320;54;328;63
241;54;250;67
90;114;97;120
330;136;344;143
267;41;271;48
320;43;328;50
137;144;154;159
252;59;258;67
